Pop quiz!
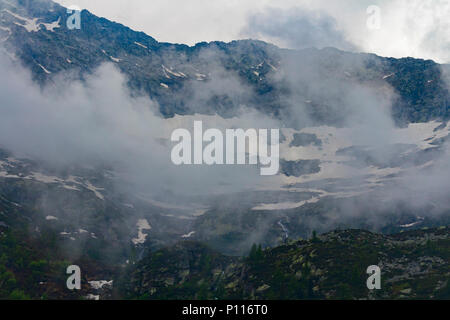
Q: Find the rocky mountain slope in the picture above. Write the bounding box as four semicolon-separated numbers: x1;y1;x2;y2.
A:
120;227;450;300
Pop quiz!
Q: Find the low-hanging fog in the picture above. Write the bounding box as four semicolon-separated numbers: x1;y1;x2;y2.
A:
0;50;280;197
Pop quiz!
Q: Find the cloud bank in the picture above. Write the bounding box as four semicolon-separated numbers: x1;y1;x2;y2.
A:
0;52;282;197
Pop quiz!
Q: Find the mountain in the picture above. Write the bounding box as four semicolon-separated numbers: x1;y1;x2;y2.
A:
0;0;449;124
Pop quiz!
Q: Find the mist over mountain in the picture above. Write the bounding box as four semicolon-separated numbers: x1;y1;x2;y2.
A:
0;0;449;300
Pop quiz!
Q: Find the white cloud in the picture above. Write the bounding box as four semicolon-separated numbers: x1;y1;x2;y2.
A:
362;0;450;63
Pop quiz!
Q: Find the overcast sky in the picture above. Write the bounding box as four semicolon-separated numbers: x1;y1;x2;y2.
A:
55;0;450;63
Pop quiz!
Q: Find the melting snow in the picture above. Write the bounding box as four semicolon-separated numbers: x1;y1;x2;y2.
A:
110;56;121;63
2;9;40;32
38;64;51;74
162;65;186;78
193;208;208;216
252;195;321;211
195;73;207;81
30;172;59;183
88;280;113;290
400;221;421;228
278;220;289;239
1;9;61;33
63;185;80;191
252;189;369;211
400;217;425;228
267;62;278;71
0;171;21;178
84;181;105;200
41;17;61;32
101;49;121;63
134;41;147;49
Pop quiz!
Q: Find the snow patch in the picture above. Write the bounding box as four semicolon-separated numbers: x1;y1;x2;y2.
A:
162;65;186;78
400;217;425;228
193;208;208;216
252;189;369;211
38;64;51;74
0;25;11;41
1;9;60;33
84;181;105;200
267;62;278;71
2;9;39;32
41;17;61;32
30;172;59;183
110;56;121;63
0;171;21;179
